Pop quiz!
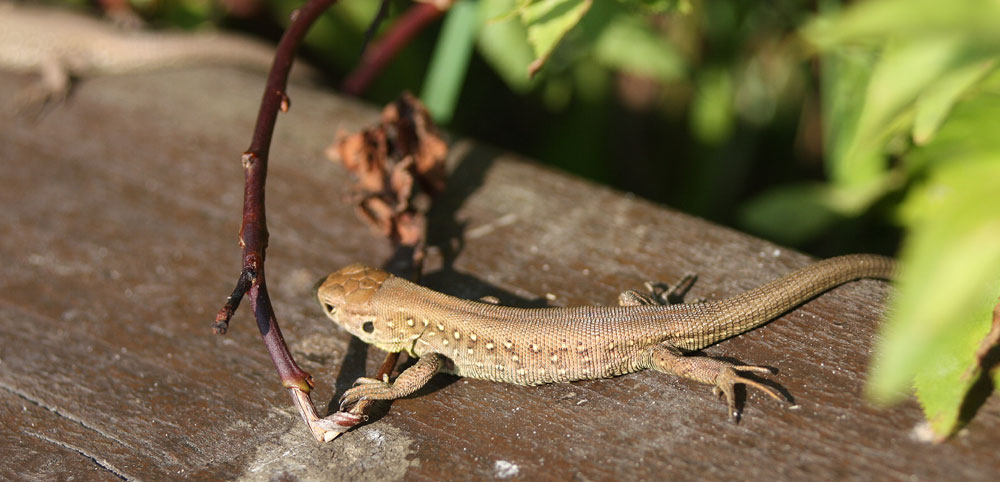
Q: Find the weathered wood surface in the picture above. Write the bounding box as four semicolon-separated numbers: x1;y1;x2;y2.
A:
0;67;997;481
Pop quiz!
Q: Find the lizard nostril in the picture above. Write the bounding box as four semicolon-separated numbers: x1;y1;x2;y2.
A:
362;321;375;333
324;303;336;314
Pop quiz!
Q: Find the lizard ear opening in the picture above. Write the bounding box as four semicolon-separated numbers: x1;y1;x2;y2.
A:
362;321;375;334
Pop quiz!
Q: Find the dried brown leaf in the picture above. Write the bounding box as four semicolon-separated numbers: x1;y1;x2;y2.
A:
326;93;447;246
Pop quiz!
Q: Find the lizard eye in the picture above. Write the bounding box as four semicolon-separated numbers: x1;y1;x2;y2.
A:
324;303;337;315
362;321;375;334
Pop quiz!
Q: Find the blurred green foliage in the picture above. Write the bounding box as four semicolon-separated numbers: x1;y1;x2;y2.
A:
73;0;1000;439
803;0;1000;439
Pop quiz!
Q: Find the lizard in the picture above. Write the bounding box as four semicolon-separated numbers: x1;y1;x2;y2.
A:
0;2;311;110
316;254;894;420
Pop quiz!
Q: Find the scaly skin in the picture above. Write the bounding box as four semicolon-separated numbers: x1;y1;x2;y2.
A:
317;254;895;420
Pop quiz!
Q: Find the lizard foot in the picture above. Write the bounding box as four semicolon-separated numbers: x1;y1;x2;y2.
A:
712;365;785;422
648;344;786;421
619;274;702;306
338;377;392;410
336;354;445;410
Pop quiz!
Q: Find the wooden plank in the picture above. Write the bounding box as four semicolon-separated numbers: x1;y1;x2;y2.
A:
0;389;120;480
0;67;997;481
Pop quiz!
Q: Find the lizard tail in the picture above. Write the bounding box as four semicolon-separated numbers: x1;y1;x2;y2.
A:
674;254;896;351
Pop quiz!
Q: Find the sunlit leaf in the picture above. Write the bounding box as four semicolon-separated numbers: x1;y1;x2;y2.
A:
631;0;692;15
519;0;593;76
592;14;685;82
913;60;997;145
690;69;733;144
805;0;1000;49
421;0;480;123
478;0;537;91
739;176;897;245
804;0;1000;187
906;70;1000;174
867;84;1000;437
819;47;879;183
868;161;1000;429
738;184;843;245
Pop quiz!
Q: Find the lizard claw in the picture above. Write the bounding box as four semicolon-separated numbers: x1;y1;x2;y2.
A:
619;274;701;306
339;377;391;410
713;365;784;422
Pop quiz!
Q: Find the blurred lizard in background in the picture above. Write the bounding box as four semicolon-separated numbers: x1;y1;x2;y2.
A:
0;1;312;111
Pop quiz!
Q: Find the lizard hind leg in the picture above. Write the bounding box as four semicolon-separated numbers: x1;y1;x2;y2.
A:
646;344;786;421
619;274;703;306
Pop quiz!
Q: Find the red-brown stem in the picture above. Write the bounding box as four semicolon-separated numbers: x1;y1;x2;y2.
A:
341;2;447;96
232;0;339;393
215;0;337;403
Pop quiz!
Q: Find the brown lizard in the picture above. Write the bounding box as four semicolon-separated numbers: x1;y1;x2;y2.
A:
0;2;308;109
317;254;894;420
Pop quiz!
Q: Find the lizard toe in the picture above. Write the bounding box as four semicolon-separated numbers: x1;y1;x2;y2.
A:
713;366;786;421
338;381;391;410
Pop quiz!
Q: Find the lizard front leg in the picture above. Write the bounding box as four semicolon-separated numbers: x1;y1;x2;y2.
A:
645;344;784;421
339;353;444;410
16;58;71;115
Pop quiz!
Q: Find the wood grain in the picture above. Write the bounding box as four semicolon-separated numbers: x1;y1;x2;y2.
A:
0;67;997;481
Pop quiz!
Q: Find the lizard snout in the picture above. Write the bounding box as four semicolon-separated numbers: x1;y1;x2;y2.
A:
316;264;391;320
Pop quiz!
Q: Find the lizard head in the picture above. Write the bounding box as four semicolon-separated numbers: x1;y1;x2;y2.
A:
316;264;414;352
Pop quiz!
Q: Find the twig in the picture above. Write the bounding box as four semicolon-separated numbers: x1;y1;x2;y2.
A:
213;0;345;443
359;0;392;56
341;1;449;96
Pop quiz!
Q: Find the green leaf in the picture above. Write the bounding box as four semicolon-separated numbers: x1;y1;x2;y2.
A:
739;176;897;245
625;0;692;15
690;69;734;144
804;0;1000;49
867;83;1000;437
519;0;594;76
913;60;997;145
846;38;993;183
868;160;1000;432
478;0;537;91
592;14;685;82
738;184;844;245
804;0;1000;187
906;70;1000;174
421;0;480;123
818;47;879;183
